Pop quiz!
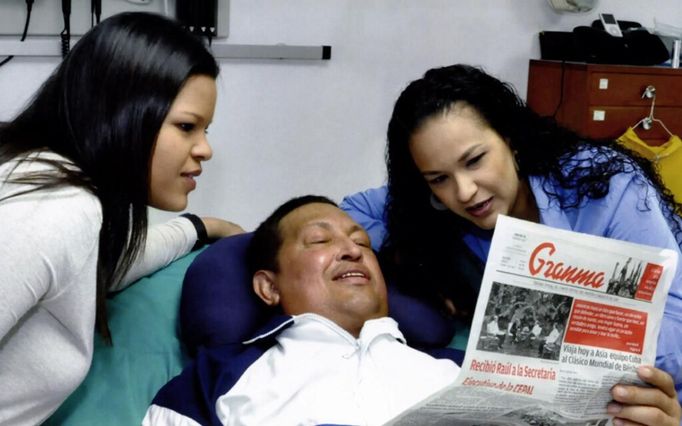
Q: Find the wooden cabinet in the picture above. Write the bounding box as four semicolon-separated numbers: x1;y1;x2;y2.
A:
526;59;682;146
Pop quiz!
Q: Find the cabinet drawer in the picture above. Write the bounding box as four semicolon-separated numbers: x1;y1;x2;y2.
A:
583;106;682;145
527;60;682;144
588;73;682;106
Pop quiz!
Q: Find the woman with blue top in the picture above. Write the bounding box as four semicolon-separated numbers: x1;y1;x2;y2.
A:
341;64;682;424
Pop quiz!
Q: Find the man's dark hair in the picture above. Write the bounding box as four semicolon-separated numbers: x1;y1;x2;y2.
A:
246;195;337;277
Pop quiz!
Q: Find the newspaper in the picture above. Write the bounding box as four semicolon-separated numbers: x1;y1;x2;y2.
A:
388;215;678;426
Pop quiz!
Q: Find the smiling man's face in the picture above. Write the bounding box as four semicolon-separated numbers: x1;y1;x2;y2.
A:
254;203;388;336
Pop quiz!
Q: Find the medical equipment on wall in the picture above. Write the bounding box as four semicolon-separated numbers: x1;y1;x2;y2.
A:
0;1;331;63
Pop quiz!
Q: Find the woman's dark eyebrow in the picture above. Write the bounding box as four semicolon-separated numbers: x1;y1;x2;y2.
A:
420;144;484;176
458;143;482;162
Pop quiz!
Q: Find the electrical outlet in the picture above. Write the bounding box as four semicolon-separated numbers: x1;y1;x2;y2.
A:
0;0;229;37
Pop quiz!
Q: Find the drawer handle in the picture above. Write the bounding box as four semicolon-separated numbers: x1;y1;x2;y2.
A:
642;85;656;99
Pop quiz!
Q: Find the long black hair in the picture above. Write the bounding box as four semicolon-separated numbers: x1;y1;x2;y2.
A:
0;12;219;342
384;64;681;319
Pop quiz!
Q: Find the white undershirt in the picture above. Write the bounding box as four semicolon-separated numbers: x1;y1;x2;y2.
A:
216;314;461;426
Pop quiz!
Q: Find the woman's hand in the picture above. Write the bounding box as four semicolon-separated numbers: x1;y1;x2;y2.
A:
201;217;245;239
608;365;681;426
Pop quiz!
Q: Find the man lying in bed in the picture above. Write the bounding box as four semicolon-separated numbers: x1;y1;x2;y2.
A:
143;196;680;426
143;195;459;425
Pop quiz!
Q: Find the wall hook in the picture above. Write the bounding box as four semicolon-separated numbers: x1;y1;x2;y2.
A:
642;85;656;99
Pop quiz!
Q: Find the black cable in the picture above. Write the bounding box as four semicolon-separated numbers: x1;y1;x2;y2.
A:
0;0;34;68
207;0;217;38
61;0;72;58
176;0;190;32
91;0;101;27
20;0;33;42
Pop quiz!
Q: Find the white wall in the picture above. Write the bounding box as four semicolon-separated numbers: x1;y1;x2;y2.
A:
1;1;680;230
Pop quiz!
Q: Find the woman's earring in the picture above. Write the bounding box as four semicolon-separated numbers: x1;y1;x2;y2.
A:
512;150;521;172
430;194;449;211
